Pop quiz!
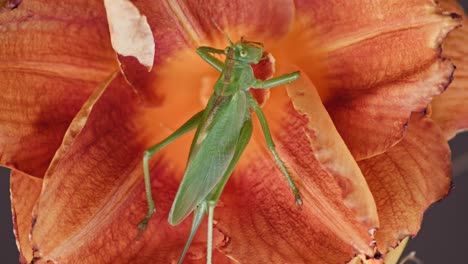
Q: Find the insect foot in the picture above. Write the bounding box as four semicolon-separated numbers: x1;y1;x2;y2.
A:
136;208;155;240
295;194;303;208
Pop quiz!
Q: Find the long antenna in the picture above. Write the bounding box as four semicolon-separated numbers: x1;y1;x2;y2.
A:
210;17;234;47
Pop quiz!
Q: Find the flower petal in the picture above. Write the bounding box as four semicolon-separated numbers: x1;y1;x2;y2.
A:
284;67;378;227
327;59;454;161
431;1;468;139
214;71;378;262
28;74;211;263
293;0;460;160
358;113;451;254
10;170;42;263
104;0;155;71
0;0;117;177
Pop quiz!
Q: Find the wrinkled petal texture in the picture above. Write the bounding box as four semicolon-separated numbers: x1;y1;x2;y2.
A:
0;0;116;177
30;75;206;263
359;113;451;253
431;0;468;139
292;0;459;160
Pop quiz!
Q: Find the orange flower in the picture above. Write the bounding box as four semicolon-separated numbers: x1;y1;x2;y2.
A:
2;0;466;263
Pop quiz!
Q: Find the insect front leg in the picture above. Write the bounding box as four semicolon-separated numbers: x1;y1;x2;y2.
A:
137;110;205;238
196;46;225;72
253;71;300;89
246;93;303;206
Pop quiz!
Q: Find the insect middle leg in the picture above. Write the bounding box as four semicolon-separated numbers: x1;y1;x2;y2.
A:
137;110;205;237
246;92;303;206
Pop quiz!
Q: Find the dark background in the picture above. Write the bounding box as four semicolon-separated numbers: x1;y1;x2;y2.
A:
1;1;468;263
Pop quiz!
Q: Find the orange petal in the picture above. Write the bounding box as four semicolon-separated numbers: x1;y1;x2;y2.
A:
104;0;155;71
431;1;468;139
358;113;451;254
284;67;378;227
327;59;455;161
292;0;460;160
213;72;378;262
28;74;209;263
0;0;117;177
10;170;42;263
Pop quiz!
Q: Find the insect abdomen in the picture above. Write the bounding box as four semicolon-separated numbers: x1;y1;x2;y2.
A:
168;92;248;225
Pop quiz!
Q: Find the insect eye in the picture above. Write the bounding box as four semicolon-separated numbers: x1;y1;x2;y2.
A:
240;50;247;57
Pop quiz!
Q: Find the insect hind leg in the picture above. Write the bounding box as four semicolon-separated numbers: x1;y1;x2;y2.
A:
137;110;204;239
177;202;208;264
246;93;303;206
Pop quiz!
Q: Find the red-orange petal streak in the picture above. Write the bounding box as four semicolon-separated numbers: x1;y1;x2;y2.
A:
431;1;468;139
10;169;42;263
358;113;451;254
0;0;117;177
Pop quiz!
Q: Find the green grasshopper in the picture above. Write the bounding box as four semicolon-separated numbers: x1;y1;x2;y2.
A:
138;34;302;264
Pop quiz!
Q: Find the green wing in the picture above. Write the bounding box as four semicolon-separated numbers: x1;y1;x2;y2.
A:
168;92;248;225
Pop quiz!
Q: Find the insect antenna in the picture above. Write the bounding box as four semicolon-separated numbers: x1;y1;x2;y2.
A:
210;17;234;47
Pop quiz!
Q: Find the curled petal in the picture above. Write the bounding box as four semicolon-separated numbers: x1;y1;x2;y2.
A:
284;67;378;226
293;0;460;160
10;170;42;263
43;72;118;180
350;238;409;264
104;0;155;71
327;59;455;161
431;1;468;139
358;113;451;254
0;0;117;177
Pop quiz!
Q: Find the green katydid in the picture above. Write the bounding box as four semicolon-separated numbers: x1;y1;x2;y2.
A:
138;33;302;263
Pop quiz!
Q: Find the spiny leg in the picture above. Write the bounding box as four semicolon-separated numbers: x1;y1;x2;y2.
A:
137;110;204;238
246;93;302;206
177;203;208;264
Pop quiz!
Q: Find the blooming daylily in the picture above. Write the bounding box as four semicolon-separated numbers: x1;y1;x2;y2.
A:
2;0;467;263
